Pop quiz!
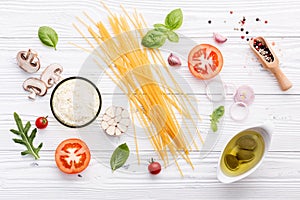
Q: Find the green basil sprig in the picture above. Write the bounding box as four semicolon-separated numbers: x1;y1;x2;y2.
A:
38;26;58;50
110;143;130;171
210;106;225;132
142;8;183;49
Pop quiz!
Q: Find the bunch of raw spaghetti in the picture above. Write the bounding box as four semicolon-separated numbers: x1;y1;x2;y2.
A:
73;3;203;175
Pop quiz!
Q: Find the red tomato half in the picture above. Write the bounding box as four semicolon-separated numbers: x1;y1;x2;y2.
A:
188;44;224;80
55;138;91;174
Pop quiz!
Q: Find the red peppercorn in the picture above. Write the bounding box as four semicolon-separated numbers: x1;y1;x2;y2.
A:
230;11;233;14
241;36;245;39
264;20;268;24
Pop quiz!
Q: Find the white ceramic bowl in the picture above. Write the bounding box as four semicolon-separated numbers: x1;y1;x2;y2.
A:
217;122;273;183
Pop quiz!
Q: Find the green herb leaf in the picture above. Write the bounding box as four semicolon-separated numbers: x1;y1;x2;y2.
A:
154;24;169;33
210;106;225;132
10;112;43;159
165;8;183;31
110;143;130;171
38;26;58;50
211;122;218;132
141;30;167;49
167;31;179;42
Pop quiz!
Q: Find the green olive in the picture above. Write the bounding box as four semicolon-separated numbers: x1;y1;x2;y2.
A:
236;149;255;163
236;135;257;150
225;154;239;171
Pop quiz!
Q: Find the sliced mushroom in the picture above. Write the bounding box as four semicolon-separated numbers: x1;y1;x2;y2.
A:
16;49;41;73
40;63;63;88
23;78;47;100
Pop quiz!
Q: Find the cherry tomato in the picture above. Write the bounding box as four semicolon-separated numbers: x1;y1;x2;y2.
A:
35;116;48;129
55;138;91;174
188;44;223;80
148;159;161;175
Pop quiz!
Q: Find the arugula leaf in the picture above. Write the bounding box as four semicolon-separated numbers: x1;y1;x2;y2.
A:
165;8;183;31
10;112;43;159
210;106;225;132
38;26;58;50
167;31;179;42
110;143;130;171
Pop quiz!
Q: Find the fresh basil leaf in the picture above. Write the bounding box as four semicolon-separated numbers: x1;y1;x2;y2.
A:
212;106;225;120
154;26;169;33
167;31;179;42
211;122;218;132
154;23;167;29
110;143;130;171
165;8;183;31
38;26;58;50
141;30;167;49
210;106;225;132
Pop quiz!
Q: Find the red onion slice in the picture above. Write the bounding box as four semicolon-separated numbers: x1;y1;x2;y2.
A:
234;85;255;106
213;32;228;43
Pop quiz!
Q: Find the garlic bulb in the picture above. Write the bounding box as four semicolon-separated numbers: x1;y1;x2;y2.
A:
101;106;131;136
168;53;182;67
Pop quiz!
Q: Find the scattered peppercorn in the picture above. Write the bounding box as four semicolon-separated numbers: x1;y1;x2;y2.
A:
241;28;244;31
230;11;233;14
241;36;245;39
246;31;249;34
264;20;268;24
246;38;249;41
208;20;212;24
256;18;260;21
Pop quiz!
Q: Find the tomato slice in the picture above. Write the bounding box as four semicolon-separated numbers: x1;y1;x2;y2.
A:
55;138;91;174
188;44;223;80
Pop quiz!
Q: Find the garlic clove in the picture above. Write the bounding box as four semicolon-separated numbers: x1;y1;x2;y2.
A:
102;114;111;121
117;123;128;133
105;106;116;118
168;53;182;67
106;126;116;136
213;32;228;43
115;107;122;116
101;120;109;130
115;128;122;136
121;110;129;118
120;118;131;126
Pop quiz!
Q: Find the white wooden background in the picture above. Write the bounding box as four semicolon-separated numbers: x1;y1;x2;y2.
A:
1;0;300;199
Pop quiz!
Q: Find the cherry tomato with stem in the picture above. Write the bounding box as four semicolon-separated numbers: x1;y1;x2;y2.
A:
35;116;48;129
148;158;161;175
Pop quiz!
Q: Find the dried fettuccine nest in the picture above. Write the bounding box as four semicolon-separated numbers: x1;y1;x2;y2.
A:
101;106;130;136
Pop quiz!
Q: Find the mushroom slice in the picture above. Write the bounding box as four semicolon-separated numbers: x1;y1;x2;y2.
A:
23;78;47;100
16;49;41;73
101;106;131;136
40;63;63;88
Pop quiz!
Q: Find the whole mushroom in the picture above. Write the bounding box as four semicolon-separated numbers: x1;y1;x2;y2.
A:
16;49;41;73
40;63;63;88
23;78;48;100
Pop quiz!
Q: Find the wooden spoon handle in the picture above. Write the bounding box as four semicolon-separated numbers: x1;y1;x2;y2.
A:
269;67;292;91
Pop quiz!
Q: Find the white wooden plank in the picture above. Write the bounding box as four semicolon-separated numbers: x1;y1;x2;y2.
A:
0;151;300;199
0;37;299;95
0;0;300;37
1;95;299;151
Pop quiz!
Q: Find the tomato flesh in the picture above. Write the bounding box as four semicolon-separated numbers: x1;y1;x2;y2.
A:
188;44;223;80
55;138;91;174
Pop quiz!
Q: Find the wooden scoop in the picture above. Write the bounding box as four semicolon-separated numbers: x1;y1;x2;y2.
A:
249;36;292;91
